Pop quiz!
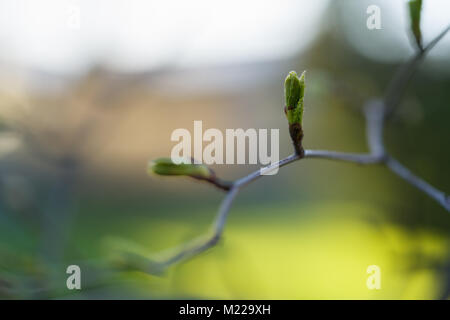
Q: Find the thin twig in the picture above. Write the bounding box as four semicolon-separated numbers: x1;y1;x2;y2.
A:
386;156;450;211
235;154;300;188
304;150;380;164
364;100;386;156
199;176;232;191
138;26;450;274
383;24;450;119
161;187;240;267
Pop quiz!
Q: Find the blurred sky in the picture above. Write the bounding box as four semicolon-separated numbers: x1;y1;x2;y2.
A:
0;0;328;73
0;0;448;75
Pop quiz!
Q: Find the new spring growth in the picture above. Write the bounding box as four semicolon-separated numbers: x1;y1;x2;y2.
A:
408;0;423;50
284;71;306;156
149;157;212;180
285;71;306;125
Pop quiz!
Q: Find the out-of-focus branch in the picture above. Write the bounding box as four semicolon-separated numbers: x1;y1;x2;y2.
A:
383;24;450;119
386;157;450;211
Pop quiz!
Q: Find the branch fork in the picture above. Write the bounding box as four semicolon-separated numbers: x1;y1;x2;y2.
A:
135;24;450;275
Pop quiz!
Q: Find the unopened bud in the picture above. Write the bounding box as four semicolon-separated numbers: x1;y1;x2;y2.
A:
284;71;306;125
284;71;306;156
148;158;212;180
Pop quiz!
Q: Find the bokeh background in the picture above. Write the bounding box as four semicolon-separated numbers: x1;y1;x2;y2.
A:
0;0;449;299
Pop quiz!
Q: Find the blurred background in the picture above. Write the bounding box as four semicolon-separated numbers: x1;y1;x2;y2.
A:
0;0;449;299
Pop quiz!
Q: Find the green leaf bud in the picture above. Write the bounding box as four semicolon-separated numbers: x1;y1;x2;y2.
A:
284;71;306;125
148;157;212;180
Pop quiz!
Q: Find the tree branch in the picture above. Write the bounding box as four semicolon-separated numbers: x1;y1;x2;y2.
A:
385;156;450;211
383;24;450;119
134;26;450;275
304;150;380;165
160;187;240;268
